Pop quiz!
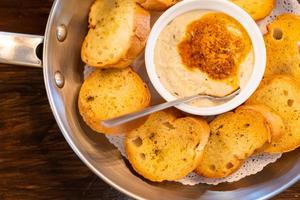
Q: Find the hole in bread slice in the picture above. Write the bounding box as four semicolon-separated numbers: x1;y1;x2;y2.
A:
132;137;143;147
272;28;283;40
154;149;160;156
287;99;294;107
209;165;216;171
244;123;250;128
226;162;234;169
140;153;146;160
86;96;95;102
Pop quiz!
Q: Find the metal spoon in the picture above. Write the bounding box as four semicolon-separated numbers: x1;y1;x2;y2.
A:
102;87;241;128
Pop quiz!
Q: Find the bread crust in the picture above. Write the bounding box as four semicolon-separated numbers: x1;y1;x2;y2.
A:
109;4;150;68
136;0;178;11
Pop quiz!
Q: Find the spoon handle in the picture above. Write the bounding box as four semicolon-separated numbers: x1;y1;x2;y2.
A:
101;94;200;128
101;87;240;128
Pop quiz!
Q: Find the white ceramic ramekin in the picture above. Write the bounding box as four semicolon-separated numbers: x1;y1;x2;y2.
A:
145;0;266;116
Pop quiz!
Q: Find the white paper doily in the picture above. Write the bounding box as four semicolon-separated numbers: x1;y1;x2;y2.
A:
105;135;282;185
83;0;300;185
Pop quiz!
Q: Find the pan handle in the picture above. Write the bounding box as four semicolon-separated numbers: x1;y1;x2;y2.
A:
0;32;43;68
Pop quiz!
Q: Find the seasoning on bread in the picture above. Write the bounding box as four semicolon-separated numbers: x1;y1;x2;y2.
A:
237;105;285;143
125;110;210;182
81;0;150;68
195;109;270;178
136;0;178;11
247;75;300;153
78;68;151;134
231;0;275;21
264;14;300;78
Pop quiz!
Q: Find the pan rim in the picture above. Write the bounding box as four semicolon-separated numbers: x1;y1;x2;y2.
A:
42;0;300;199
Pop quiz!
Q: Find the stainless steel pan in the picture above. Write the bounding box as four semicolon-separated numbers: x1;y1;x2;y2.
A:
0;0;299;199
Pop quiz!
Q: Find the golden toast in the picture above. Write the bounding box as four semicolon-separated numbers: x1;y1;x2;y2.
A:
195;109;270;178
81;0;150;68
78;68;150;134
231;0;275;20
125;110;210;182
247;75;300;153
237;104;284;143
264;14;300;78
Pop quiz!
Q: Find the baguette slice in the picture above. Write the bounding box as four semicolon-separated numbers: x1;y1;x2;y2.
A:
264;14;300;78
231;0;275;21
247;75;300;153
195;109;270;178
136;0;178;11
125;110;210;182
237;104;284;143
78;68;151;134
81;0;150;68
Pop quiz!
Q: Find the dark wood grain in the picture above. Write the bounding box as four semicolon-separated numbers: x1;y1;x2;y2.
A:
0;1;298;200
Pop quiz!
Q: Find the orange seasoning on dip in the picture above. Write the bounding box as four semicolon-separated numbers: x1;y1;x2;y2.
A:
178;13;251;82
154;11;254;107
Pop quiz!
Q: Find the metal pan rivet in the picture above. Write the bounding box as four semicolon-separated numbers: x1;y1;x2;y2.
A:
56;24;67;42
54;71;65;88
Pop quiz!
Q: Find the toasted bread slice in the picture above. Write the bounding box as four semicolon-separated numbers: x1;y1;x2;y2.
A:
125;110;210;182
264;14;300;78
231;0;275;21
195;109;270;178
247;75;300;153
78;68;151;134
136;0;178;11
81;0;150;68
237;105;284;143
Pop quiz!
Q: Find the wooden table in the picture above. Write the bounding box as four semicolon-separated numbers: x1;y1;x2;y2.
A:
0;0;298;199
